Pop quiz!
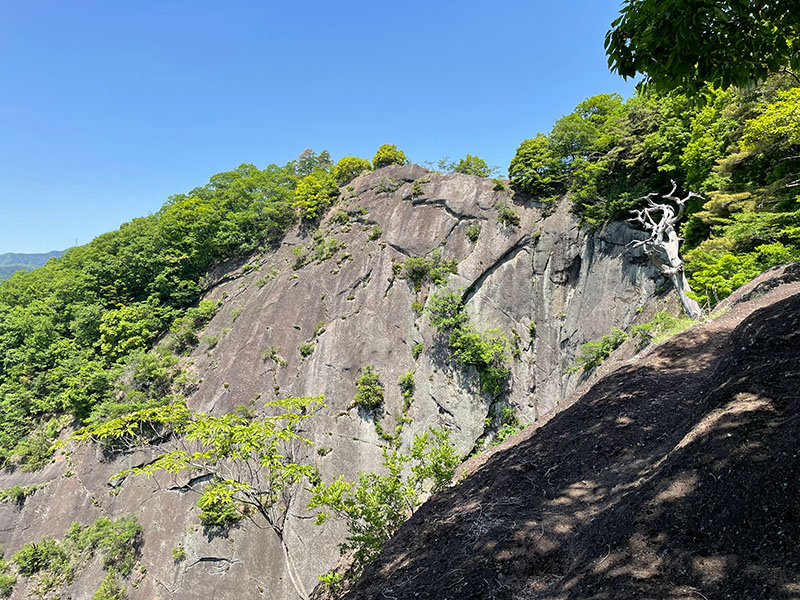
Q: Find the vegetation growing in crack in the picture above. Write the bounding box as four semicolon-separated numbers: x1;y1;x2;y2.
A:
466;222;481;243
309;427;460;585
351;366;384;412
494;201;520;227
400;250;458;293
427;289;511;396
0;484;44;505
9;515;142;597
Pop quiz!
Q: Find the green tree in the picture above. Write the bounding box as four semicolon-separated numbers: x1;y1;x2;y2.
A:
292;172;339;222
605;0;800;93
72;396;325;600
372;144;408;169
508;134;566;196
453;154;493;177
309;427;459;580
291;148;333;177
333;156;372;186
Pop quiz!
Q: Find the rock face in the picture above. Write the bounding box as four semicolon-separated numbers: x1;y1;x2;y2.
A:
0;166;665;599
337;267;800;600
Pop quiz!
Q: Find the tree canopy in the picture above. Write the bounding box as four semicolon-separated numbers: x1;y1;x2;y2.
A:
605;0;800;94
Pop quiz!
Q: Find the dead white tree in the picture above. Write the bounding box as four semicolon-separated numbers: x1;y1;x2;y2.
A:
628;181;704;320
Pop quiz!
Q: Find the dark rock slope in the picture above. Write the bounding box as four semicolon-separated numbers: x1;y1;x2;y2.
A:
0;166;668;599
338;266;800;600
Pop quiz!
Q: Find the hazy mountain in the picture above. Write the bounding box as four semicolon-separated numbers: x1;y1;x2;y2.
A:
0;250;65;280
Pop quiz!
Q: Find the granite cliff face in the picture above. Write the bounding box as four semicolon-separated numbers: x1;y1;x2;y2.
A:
0;166;666;599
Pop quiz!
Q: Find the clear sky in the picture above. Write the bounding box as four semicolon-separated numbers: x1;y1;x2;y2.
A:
0;0;635;253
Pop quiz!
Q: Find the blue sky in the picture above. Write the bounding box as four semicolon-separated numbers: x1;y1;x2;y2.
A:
0;1;635;253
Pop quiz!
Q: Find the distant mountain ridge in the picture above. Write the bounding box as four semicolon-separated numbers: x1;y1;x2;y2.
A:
0;250;65;280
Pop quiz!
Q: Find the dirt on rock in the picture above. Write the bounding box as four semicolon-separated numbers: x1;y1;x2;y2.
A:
337;270;800;600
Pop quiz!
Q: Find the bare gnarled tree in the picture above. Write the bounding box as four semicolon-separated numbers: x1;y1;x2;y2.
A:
629;181;703;320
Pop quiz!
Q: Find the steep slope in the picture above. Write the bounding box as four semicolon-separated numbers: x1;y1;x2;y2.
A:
0;166;667;599
337;266;800;600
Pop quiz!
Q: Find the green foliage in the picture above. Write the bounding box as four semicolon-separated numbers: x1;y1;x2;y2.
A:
0;484;41;504
372;176;401;194
332;210;350;225
65;515;142;577
369;225;383;241
453;154;493;177
465;223;481;243
12;538;67;576
73;397;325;533
426;290;510;395
299;342;315;359
426;290;469;331
171;545;185;562
291;149;333;177
605;0;800;93
494;201;521;227
740;88;800;151
687;242;800;306
11;418;62;471
398;371;415;397
169;300;220;354
401;250;458;292
508;134;566;196
573;328;628;372
633;311;696;347
491;407;525;446
334;156;371;186
309;428;459;580
411;342;424;360
0;158;300;455
0;559;14;598
197;482;246;527
372;144;408;169
92;569;125;600
293;172;339;222
352;366;384;411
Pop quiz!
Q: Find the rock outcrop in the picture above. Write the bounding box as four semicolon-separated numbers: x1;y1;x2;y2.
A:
0;167;667;599
336;265;800;600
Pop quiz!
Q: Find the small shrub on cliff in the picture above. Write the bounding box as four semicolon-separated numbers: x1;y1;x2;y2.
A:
372;144;408;169
170;300;220;354
197;481;246;528
0;484;40;505
427;289;511;395
466;222;481;243
92;569;125;600
572;328;627;372
299;342;315;359
0;559;14;598
171;545;186;562
13;538;67;576
352;366;384;411
494;201;520;227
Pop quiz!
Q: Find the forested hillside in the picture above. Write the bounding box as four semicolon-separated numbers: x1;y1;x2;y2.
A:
0;251;64;281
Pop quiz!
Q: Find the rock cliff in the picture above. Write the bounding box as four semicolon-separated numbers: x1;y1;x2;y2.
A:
0;166;667;599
